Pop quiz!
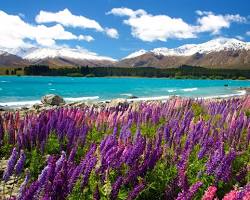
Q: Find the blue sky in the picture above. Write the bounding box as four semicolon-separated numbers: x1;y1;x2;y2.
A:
0;0;249;59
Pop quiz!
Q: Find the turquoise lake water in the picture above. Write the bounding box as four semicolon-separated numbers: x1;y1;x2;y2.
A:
0;76;250;107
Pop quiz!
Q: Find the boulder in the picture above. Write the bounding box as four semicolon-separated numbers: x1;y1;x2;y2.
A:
128;95;138;99
32;103;42;110
109;98;128;107
41;94;65;106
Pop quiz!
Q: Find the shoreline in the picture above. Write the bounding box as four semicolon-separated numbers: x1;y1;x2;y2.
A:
0;89;249;112
1;74;250;80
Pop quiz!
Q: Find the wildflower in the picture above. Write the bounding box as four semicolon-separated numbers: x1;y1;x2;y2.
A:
17;170;30;200
93;185;100;200
222;189;237;200
127;182;146;200
202;186;217;200
3;147;18;182
55;151;66;173
110;176;123;200
15;150;26;176
81;156;97;188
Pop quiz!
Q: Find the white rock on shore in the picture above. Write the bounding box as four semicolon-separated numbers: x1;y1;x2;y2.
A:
41;94;65;106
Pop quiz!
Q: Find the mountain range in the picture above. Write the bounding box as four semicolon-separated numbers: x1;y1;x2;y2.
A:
1;38;250;69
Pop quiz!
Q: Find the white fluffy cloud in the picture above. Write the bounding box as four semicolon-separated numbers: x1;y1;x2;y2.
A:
0;10;92;48
235;35;244;40
105;28;119;39
246;31;250;36
78;35;94;42
36;9;103;31
107;7;146;17
36;9;119;39
195;10;247;34
108;8;195;42
124;14;196;42
108;7;247;42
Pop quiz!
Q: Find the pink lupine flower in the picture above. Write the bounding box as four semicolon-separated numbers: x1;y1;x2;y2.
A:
202;186;217;200
222;190;238;200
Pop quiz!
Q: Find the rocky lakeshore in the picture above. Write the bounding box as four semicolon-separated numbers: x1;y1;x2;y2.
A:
0;88;249;114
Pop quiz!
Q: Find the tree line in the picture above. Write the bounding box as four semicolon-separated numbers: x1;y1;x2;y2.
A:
23;65;250;79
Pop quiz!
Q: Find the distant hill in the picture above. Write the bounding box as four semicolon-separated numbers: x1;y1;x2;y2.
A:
117;38;250;69
1;38;250;69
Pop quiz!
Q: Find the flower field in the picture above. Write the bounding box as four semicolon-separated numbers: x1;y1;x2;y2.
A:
0;97;250;200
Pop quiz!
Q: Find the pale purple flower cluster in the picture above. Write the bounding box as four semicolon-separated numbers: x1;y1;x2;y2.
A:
3;147;18;182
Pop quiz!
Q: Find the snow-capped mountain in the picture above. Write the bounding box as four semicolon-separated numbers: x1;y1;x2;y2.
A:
22;47;116;62
0;46;116;67
0;38;250;68
0;49;10;56
0;46;116;61
123;49;147;59
132;38;250;57
118;38;250;69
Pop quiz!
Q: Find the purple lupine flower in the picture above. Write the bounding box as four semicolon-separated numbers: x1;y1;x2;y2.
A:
68;146;77;163
55;151;66;173
186;181;203;199
176;181;202;200
110;176;123;200
126;135;146;166
164;178;179;200
198;136;214;160
3;147;18;182
110;145;125;169
68;144;97;191
215;149;236;182
144;140;152;161
51;160;68;200
235;167;247;183
68;165;82;192
123;165;141;185
0;115;4;145
236;184;250;200
21;181;39;200
17;170;30;200
43;156;57;196
127;182;146;200
15;150;26;176
81;156;97;188
37;165;49;187
112;126;118;137
206;142;224;175
93;185;100;200
163;125;170;143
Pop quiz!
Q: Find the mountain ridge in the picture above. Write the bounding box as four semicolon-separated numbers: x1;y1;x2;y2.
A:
0;38;250;69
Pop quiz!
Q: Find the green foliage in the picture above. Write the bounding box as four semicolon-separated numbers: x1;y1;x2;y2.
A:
187;145;214;199
232;147;250;185
0;143;13;159
26;149;45;179
238;76;246;80
85;74;95;77
67;178;85;200
75;146;86;163
66;73;84;77
0;133;14;158
101;179;112;198
138;161;178;200
87;127;104;144
140;123;158;138
23;65;250;79
245;110;250;118
117;188;128;200
44;133;60;155
192;103;205;119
